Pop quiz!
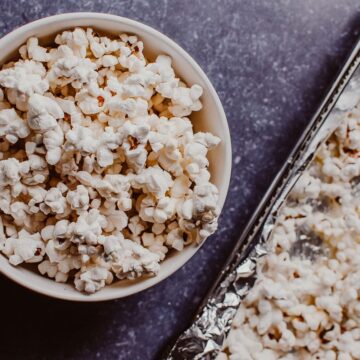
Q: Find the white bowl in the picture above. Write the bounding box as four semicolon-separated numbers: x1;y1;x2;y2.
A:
0;13;232;301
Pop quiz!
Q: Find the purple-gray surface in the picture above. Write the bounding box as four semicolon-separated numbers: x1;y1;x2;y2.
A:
0;1;359;359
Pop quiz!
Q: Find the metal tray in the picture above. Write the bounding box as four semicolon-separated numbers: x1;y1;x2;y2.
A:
163;37;360;360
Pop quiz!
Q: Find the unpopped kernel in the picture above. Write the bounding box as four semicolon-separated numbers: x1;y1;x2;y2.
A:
0;28;221;294
218;111;360;359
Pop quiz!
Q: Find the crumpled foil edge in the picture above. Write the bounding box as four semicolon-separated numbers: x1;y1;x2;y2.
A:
163;38;360;360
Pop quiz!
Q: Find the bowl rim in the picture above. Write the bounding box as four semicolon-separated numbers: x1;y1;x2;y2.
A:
0;12;232;301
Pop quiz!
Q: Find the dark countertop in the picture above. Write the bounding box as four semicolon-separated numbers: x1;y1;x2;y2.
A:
0;1;359;359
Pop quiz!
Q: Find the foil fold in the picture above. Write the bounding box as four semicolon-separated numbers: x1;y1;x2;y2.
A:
164;38;360;360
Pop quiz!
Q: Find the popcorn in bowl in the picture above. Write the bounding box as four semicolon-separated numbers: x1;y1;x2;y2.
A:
0;28;221;294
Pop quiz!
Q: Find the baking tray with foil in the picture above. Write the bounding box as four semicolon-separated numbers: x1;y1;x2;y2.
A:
162;37;360;360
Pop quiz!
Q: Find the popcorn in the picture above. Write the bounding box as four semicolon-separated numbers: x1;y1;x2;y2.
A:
0;60;49;111
64;124;120;167
66;185;89;212
38;260;58;278
10;201;32;228
1;229;44;265
41;188;68;214
74;266;113;294
72;209;107;246
219;114;360;358
90;40;106;59
101;55;118;67
47;51;97;90
101;206;128;232
0;158;24;187
166;227;185;251
27;94;64;131
55;28;89;58
0;108;30;144
26;37;50;62
105;234;161;280
132;166;173;198
43;124;64;165
0;28;221;294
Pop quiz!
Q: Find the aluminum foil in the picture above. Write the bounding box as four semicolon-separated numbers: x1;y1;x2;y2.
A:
163;39;360;360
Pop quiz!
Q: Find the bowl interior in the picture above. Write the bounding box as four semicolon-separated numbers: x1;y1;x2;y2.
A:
0;13;231;301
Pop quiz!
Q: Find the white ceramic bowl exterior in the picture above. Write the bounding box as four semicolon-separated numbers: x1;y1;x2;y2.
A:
0;13;231;301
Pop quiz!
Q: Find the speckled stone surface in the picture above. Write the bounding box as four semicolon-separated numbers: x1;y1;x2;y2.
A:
0;1;359;359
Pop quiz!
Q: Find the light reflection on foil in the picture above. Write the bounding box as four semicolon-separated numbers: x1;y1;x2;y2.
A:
164;41;360;360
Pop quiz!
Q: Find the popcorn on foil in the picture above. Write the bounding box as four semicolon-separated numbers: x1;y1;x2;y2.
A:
163;39;360;360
